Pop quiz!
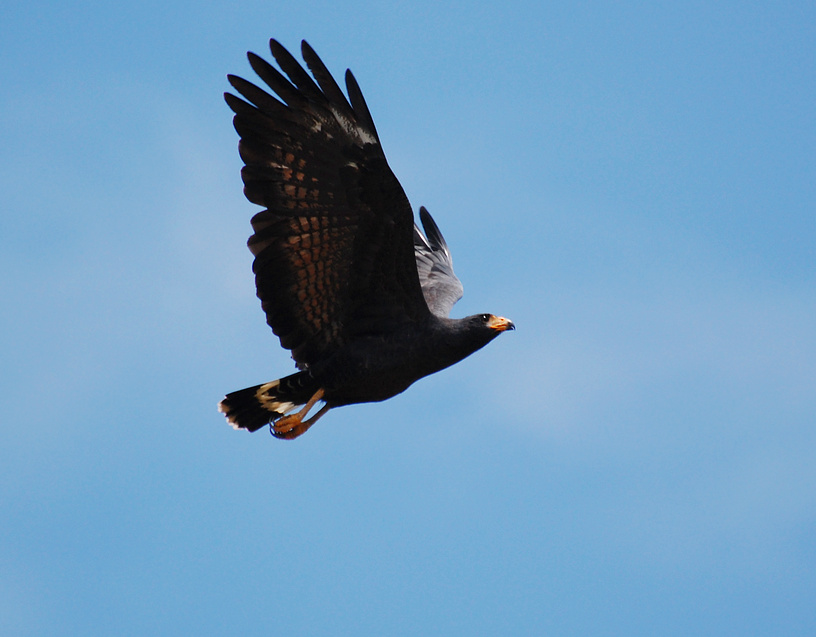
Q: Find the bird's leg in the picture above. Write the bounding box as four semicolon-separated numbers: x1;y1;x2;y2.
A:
272;388;327;439
274;403;331;439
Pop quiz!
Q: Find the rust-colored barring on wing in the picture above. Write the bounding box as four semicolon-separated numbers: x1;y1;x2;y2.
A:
225;40;430;369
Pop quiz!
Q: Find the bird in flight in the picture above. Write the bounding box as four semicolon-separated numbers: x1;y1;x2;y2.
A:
219;39;514;439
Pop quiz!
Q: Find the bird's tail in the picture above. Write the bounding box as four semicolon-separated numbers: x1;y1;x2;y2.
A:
218;371;319;432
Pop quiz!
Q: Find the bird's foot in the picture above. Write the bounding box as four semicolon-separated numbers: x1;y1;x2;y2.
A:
271;388;328;439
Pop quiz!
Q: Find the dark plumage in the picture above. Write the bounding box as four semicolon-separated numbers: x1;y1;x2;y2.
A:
219;39;514;439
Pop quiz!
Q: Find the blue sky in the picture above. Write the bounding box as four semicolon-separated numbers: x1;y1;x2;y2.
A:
2;1;815;635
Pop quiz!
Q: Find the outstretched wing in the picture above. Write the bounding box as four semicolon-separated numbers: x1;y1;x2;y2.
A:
413;206;464;317
225;40;430;369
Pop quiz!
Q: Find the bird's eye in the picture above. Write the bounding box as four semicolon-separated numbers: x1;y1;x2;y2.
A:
480;314;491;323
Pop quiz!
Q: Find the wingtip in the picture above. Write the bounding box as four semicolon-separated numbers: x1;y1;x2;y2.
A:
419;207;449;253
419;205;432;226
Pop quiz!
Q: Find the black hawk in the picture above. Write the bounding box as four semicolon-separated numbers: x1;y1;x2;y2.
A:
219;39;514;439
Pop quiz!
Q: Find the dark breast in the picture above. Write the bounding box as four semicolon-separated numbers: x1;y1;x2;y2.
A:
314;316;494;407
316;331;436;406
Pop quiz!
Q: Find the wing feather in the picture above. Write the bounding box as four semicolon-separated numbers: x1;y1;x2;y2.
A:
268;39;324;102
300;42;356;123
413;206;464;317
246;53;306;109
344;69;380;143
225;40;430;368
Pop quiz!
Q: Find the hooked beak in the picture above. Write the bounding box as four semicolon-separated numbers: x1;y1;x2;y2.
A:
487;315;515;332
